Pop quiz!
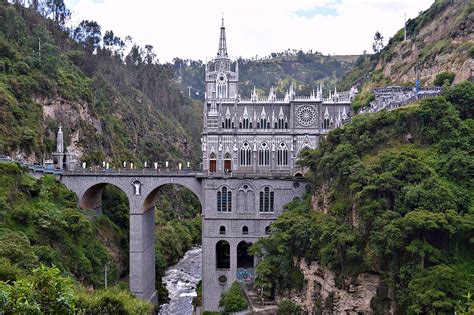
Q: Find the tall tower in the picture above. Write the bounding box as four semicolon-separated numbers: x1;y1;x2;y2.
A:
52;124;65;169
204;18;239;103
57;124;64;153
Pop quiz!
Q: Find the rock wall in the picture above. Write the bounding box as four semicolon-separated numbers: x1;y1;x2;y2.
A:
38;96;101;160
287;258;393;314
376;0;473;85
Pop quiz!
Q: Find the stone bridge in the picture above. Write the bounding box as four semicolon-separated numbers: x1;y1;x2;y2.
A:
60;170;205;304
57;168;307;310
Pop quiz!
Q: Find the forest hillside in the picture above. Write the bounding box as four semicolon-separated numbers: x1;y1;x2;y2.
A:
252;81;474;314
0;1;201;167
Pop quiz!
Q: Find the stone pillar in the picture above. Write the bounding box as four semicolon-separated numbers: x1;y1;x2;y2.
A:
130;207;157;305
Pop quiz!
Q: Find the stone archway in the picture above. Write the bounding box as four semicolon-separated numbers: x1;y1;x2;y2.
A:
140;178;203;214
79;181;132;211
61;175;203;306
131;178;203;305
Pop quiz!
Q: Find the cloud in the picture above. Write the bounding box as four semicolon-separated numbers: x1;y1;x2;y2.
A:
65;0;434;62
295;6;339;18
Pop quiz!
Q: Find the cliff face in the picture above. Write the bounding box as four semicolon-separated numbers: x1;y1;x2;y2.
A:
291;258;392;314
339;0;473;91
377;0;473;84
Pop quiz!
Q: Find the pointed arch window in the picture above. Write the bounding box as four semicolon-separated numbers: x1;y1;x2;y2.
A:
323;118;330;129
277;142;288;166
259;187;274;212
217;186;232;212
258;142;270;166
243;118;249;129
242;226;249;235
278;118;285;129
240;142;252;166
224;118;231;129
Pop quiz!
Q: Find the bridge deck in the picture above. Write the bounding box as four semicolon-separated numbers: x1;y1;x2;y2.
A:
62;169;302;180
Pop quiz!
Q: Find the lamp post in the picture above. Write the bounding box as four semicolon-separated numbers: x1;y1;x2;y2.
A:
104;263;109;288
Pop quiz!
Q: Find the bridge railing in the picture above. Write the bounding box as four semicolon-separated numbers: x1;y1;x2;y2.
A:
63;168;201;176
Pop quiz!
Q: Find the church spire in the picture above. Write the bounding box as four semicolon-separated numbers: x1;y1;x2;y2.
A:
217;18;228;58
56;124;64;153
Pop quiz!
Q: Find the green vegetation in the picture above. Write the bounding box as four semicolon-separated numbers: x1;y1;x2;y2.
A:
0;265;152;314
434;71;455;87
0;1;201;166
0;162;152;312
218;282;248;314
253;82;474;313
277;299;302;315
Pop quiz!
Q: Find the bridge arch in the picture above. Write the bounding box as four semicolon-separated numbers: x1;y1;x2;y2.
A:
140;178;203;213
77;180;133;211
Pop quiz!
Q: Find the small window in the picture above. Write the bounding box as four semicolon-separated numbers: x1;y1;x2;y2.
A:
242;226;249;235
265;226;270;235
220;226;226;235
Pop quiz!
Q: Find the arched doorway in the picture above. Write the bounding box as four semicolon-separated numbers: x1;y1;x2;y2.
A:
237;241;254;282
224;153;232;173
209;153;217;173
216;240;230;269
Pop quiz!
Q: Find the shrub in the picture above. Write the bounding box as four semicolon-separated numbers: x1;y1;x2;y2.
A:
434;71;455;86
219;282;248;314
278;299;302;315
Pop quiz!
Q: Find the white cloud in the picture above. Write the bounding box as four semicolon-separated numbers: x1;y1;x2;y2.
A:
66;0;434;62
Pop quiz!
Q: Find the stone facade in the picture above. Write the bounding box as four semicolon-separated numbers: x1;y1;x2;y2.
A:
201;178;307;310
201;20;355;177
200;20;355;311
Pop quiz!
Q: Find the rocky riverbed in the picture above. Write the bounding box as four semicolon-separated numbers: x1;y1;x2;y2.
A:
158;247;202;315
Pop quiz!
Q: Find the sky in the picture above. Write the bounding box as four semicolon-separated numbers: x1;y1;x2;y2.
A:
64;0;434;63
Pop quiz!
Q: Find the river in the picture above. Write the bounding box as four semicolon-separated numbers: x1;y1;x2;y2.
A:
158;247;202;315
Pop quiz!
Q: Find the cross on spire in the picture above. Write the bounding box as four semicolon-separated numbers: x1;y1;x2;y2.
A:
217;17;228;58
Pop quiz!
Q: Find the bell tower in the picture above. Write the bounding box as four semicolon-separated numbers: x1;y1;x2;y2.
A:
204;18;239;103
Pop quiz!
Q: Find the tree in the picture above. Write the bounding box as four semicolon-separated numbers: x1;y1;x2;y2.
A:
219;282;248;314
444;80;474;119
278;299;302;315
73;20;101;54
434;71;455;87
406;265;470;314
144;44;156;65
372;31;384;53
45;0;70;28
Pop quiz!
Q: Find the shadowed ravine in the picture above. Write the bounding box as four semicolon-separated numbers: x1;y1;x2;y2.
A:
158;247;203;315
